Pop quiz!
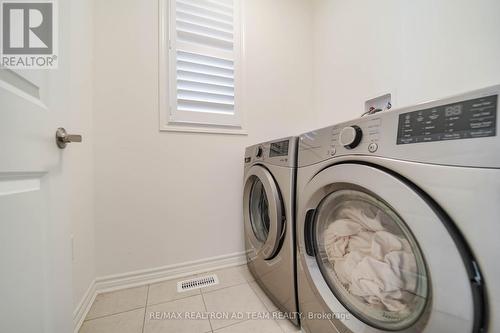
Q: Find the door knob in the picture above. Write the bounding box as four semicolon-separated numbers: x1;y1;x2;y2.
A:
55;127;82;149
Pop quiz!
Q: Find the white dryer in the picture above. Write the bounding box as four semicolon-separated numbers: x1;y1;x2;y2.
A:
244;137;299;326
296;86;499;333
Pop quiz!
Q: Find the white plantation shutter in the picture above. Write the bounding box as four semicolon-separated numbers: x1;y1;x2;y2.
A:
168;0;241;128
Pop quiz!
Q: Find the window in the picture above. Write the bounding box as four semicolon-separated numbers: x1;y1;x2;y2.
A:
159;0;244;134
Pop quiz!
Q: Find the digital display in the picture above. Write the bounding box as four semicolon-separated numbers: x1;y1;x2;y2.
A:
397;95;497;145
270;140;289;157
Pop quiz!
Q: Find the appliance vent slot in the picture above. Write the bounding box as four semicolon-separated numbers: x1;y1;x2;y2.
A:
177;274;219;292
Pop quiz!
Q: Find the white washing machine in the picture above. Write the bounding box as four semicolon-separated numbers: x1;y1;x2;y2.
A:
244;137;299;326
296;86;499;333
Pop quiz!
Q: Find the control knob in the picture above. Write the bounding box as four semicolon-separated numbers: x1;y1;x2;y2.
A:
339;125;363;149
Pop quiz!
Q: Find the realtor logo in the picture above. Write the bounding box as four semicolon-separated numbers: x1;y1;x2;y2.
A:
1;0;58;68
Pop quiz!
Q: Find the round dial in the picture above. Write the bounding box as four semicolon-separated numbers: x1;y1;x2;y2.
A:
340;125;363;149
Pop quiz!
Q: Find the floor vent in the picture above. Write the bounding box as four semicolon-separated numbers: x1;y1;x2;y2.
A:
177;274;219;292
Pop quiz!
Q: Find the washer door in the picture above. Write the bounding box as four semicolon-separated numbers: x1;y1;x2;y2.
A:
299;163;482;333
244;165;284;259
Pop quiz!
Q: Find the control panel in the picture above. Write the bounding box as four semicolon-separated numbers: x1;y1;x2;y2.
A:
299;117;382;163
244;137;297;168
397;95;497;144
298;85;500;168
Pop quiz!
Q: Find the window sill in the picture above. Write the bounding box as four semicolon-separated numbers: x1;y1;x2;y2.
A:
160;124;248;135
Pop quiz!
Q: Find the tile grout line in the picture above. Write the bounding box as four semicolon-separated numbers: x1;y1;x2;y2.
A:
201;279;249;296
203;281;268;332
84;306;146;322
248;282;279;313
141;284;150;333
214;317;252;332
147;291;203;308
199;288;214;333
199;265;251;294
247;281;274;312
247;282;293;333
146;287;202;307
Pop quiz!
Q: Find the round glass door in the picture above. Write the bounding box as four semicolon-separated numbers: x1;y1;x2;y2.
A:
243;165;284;259
249;178;271;244
314;189;429;330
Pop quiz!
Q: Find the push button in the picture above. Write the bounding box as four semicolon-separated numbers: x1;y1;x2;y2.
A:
368;142;378;153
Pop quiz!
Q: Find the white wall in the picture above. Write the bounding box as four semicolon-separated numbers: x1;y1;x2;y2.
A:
312;0;500;125
92;0;314;277
68;0;96;308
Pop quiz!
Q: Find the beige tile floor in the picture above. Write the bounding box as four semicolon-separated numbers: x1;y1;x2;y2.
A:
79;265;302;333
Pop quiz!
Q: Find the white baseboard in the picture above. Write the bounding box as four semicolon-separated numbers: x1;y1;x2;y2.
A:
73;251;247;333
95;251;247;293
73;279;96;333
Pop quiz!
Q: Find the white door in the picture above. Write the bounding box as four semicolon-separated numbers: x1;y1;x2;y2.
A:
0;3;73;332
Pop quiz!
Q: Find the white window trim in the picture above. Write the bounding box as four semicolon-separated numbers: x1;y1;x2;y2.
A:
159;0;247;135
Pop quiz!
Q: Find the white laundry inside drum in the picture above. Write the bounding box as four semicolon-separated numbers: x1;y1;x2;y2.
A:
315;190;428;330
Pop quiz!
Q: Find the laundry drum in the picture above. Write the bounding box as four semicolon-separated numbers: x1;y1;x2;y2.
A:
313;189;429;331
249;178;271;244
